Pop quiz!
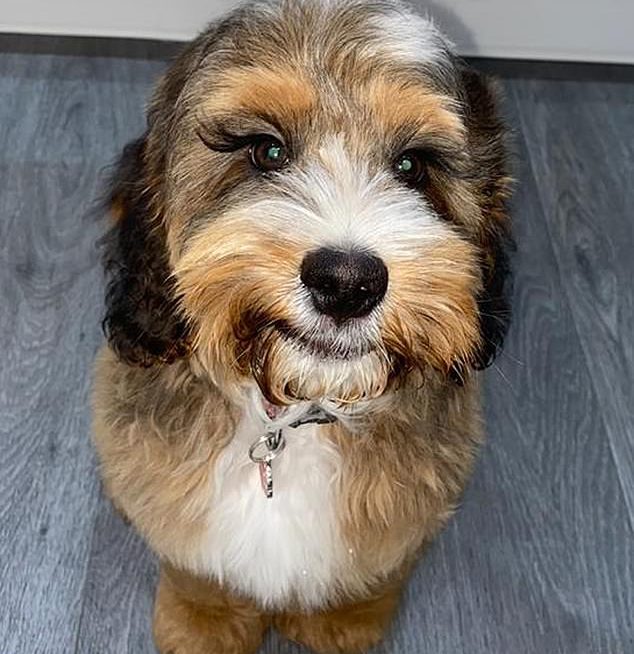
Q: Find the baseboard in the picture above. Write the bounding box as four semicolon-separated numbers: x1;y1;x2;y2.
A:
1;32;634;82
467;56;634;83
0;32;185;59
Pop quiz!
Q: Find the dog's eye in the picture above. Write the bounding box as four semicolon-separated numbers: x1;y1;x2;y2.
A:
394;151;426;186
250;137;288;172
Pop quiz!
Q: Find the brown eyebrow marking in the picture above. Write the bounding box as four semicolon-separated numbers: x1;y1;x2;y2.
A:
201;64;317;124
364;77;466;144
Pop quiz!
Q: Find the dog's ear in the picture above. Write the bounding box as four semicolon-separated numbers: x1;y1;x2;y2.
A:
460;66;515;370
101;37;217;366
101;135;191;367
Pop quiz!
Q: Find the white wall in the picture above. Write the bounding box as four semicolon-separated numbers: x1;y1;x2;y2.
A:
0;0;236;41
423;0;634;64
1;0;633;64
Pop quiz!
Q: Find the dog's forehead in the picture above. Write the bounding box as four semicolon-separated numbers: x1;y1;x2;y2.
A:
211;0;450;69
191;0;460;143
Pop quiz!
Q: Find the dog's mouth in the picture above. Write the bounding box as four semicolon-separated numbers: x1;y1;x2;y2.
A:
245;314;399;407
272;318;377;361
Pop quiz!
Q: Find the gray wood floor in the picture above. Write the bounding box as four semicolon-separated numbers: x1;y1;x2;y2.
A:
0;47;632;654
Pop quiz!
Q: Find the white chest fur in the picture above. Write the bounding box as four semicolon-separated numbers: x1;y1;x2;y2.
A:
192;400;349;609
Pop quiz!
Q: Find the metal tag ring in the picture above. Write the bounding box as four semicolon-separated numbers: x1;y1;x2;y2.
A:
248;434;286;464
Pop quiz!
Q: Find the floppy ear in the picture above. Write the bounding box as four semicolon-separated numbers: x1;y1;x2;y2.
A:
101;135;191;367
460;66;515;370
101;34;219;366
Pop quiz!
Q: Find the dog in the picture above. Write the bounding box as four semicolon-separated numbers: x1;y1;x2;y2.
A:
92;1;512;652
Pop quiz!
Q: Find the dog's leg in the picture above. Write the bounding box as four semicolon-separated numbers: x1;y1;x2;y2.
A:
153;564;268;654
274;581;402;654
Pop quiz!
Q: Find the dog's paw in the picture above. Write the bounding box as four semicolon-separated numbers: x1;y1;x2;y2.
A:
276;610;388;654
155;620;264;654
153;572;266;654
290;622;382;653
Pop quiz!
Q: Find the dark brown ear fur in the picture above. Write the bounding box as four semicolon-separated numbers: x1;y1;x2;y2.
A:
461;66;515;370
101;35;216;367
101;135;191;367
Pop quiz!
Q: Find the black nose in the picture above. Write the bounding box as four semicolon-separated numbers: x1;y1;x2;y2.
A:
300;248;388;321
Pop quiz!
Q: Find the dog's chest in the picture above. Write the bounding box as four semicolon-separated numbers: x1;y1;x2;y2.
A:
197;412;349;609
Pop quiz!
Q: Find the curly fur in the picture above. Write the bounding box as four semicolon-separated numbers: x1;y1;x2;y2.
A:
102;137;191;366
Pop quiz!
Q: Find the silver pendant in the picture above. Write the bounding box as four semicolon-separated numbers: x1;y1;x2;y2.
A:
248;430;286;499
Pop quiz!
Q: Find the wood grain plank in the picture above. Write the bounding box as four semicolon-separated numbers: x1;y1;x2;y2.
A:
0;51;164;654
75;495;158;654
510;78;634;525
0;160;102;653
0;52;107;646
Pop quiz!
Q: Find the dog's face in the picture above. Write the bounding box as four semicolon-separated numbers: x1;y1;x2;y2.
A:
103;0;512;407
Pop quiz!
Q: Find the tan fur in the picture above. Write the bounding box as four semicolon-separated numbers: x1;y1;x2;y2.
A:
175;229;305;394
274;576;405;654
154;563;268;654
334;377;481;582
203;65;317;122
93;350;237;568
365;78;466;144
382;238;482;376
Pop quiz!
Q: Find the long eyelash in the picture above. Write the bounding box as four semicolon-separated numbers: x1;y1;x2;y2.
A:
196;127;261;153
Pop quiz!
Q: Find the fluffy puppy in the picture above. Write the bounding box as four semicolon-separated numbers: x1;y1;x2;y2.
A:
92;1;512;652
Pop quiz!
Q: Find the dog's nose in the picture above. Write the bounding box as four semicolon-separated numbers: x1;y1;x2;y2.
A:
300;248;388;321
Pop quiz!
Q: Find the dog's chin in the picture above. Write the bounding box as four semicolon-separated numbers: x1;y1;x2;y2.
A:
249;323;395;407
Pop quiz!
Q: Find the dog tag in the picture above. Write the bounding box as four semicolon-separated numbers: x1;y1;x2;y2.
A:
248;430;285;499
259;459;274;498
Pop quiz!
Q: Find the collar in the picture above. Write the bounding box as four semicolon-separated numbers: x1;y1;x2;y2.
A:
288;404;337;429
260;397;338;430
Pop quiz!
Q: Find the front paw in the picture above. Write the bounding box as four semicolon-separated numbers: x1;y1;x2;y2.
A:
277;614;385;654
153;570;266;654
275;589;400;654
